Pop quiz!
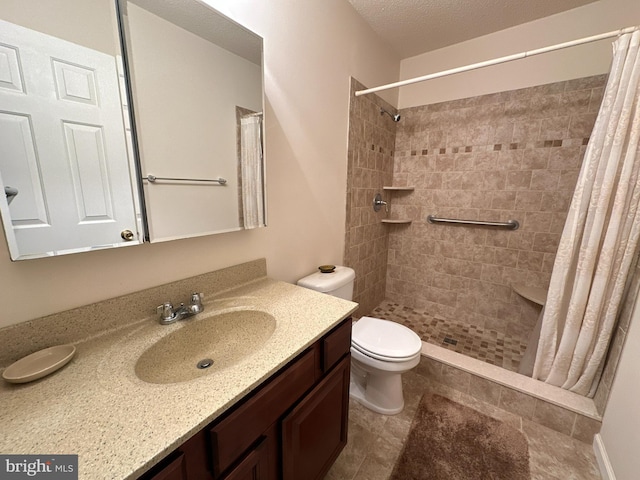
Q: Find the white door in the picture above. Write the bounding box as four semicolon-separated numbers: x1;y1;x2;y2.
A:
0;18;139;258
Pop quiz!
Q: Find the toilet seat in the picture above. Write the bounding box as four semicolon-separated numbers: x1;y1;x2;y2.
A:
351;343;420;363
351;316;422;362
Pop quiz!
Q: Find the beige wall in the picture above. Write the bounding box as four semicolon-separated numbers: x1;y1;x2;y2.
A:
398;0;640;108
599;282;640;479
0;0;400;329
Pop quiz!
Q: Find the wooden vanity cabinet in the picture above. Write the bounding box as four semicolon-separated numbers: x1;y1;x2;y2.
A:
281;356;350;480
140;317;352;480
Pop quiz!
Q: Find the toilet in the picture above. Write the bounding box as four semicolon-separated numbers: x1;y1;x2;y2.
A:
297;266;422;415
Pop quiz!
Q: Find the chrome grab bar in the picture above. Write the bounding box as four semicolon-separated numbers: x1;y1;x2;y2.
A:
427;214;519;230
145;174;227;185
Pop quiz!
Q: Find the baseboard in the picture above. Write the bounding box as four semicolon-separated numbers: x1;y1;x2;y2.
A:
593;433;616;480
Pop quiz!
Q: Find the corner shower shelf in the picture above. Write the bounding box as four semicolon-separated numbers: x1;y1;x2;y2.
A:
379;187;414;224
512;284;548;306
383;186;414;191
381;219;412;224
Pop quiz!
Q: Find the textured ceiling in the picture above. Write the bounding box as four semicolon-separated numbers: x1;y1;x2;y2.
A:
348;0;599;58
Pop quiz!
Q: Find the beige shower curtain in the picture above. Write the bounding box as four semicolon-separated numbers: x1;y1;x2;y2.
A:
533;30;640;396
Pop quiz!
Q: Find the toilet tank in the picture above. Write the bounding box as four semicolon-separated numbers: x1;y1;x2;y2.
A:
297;266;355;301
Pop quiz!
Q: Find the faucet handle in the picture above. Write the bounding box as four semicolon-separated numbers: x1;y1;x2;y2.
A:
189;292;204;313
157;302;176;324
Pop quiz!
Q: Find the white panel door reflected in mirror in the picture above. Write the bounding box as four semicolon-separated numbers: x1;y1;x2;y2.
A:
0;0;265;258
0;0;143;260
119;0;265;242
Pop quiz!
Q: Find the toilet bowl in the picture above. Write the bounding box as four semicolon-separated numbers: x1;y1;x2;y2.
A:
297;266;422;415
349;316;422;414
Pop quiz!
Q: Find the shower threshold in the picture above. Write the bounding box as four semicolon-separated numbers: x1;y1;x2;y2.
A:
421;341;599;420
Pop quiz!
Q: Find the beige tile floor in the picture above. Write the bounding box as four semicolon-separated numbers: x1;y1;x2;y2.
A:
325;370;602;480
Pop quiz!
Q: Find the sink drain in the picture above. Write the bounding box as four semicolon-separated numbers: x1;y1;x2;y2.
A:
197;358;214;369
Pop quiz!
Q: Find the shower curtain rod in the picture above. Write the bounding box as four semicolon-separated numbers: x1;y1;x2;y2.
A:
355;25;639;97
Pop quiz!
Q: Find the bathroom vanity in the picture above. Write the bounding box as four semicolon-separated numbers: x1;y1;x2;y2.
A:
0;259;358;479
142;318;351;480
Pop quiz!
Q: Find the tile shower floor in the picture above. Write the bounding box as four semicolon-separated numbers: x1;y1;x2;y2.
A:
370;300;529;372
324;370;602;480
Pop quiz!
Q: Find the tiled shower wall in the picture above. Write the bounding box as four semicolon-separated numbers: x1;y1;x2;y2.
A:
345;74;635;408
344;79;397;315
386;75;607;339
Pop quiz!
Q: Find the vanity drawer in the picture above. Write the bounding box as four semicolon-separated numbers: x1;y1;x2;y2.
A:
322;318;352;372
209;346;317;477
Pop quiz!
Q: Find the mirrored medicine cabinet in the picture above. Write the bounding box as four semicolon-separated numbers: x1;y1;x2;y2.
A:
0;0;265;260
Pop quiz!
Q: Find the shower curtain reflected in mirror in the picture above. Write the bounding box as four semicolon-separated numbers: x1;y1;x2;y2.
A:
533;30;640;396
240;114;265;229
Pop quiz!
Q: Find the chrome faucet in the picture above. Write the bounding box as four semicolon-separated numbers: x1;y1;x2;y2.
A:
157;293;204;325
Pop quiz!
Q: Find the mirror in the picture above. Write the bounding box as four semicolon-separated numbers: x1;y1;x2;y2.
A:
118;0;266;242
0;0;265;260
0;0;144;260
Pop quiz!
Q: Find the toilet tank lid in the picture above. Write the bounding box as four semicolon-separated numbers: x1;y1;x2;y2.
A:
297;266;355;292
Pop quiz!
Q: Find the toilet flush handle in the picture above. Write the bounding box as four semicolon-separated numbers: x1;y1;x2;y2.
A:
373;193;388;213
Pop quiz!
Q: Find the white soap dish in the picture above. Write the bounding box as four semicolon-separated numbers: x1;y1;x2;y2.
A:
2;345;76;384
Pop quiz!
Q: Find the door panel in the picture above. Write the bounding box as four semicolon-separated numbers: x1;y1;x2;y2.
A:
0;112;48;227
63;122;115;222
0;43;24;93
52;59;99;105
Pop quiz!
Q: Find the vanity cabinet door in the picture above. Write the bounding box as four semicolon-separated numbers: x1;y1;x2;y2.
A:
221;438;269;480
141;453;186;480
281;355;350;480
139;431;212;480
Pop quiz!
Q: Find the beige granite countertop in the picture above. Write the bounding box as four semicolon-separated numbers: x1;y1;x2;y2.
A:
0;275;357;479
